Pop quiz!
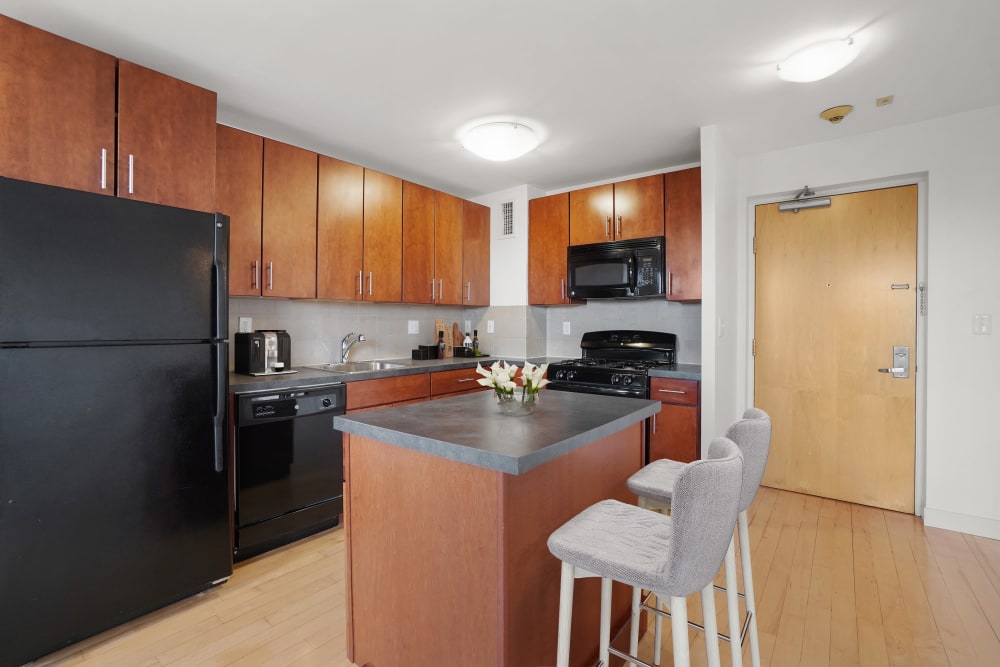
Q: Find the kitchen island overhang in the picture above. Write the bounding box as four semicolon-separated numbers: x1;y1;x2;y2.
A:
335;390;660;667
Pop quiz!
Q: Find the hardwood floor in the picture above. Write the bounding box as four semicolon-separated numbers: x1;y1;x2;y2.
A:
32;488;1000;667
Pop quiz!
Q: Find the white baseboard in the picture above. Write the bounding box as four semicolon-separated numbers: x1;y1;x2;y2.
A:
923;507;1000;540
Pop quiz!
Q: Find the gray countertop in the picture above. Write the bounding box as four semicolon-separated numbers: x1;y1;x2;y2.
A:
334;389;659;475
230;356;701;393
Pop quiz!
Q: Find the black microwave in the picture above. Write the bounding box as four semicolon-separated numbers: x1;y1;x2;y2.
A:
567;236;665;299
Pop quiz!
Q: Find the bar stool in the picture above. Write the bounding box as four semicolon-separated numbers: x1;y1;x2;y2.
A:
547;437;743;667
627;408;772;667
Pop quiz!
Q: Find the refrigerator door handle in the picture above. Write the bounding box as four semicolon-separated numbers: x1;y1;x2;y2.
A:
212;342;227;473
213;214;229;339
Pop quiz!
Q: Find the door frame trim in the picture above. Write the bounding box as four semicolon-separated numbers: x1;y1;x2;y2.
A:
744;172;929;515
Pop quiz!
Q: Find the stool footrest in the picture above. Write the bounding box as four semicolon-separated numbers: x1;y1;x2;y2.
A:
640;591;755;646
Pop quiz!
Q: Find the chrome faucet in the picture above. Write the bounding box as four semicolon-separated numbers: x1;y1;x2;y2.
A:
341;332;366;362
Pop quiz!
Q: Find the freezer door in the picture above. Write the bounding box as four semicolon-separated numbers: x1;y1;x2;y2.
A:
0;176;225;343
0;344;232;667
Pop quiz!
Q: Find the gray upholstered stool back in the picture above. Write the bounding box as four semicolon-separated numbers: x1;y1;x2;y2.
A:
661;436;743;598
725;408;772;513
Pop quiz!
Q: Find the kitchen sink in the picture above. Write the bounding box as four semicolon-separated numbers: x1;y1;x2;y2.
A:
304;361;409;374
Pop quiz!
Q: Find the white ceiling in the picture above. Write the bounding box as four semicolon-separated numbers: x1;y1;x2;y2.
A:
4;0;999;198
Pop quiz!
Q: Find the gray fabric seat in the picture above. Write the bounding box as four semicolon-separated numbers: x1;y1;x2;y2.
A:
626;407;773;667
546;436;744;667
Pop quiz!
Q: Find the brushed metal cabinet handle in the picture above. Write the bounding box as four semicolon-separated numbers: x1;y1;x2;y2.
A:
430;279;436;300
457;378;476;383
267;261;274;291
561;278;565;300
652;414;657;434
657;388;685;394
616;214;622;237
100;148;107;190
358;270;363;295
127;154;135;194
667;271;673;296
368;272;373;296
252;260;259;290
465;282;471;301
605;216;611;238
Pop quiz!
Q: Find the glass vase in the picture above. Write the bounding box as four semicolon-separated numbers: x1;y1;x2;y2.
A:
495;390;537;416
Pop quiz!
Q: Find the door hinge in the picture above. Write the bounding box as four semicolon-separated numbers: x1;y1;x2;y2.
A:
752;338;756;356
753;236;757;254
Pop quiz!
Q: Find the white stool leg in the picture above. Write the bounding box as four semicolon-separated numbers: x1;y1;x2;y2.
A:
599;577;612;667
556;561;575;667
738;510;761;667
653;595;663;666
701;582;721;667
724;536;743;667
630;587;641;667
670;595;690;667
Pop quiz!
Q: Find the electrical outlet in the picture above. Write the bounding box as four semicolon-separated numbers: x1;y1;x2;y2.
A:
407;320;419;334
974;314;993;335
487;320;495;334
464;320;472;333
562;321;571;335
238;317;253;333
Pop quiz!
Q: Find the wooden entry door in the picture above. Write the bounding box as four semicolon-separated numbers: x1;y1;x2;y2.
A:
754;185;917;513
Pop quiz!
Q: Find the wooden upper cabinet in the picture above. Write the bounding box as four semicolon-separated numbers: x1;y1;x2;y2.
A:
462;200;490;306
262;139;317;298
0;16;116;195
613;174;664;241
362;169;403;302
216;126;263;297
402;182;436;304
116;60;216;211
318;156;365;301
568;175;664;245
434;192;464;305
664;167;702;302
569;184;614;245
529;193;579;305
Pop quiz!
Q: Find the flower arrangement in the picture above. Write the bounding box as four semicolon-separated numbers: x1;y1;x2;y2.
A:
475;360;550;400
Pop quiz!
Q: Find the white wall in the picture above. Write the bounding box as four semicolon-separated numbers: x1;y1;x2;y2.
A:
726;105;1000;539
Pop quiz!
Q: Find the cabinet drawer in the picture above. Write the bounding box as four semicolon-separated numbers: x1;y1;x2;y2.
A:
430;367;487;397
346;373;429;411
649;378;699;406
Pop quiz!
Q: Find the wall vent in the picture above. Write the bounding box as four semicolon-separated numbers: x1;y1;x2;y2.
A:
501;201;514;238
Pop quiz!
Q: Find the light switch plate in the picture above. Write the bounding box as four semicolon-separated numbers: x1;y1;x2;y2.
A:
487;320;495;334
562;321;571;335
238;317;253;333
974;314;993;335
407;320;419;334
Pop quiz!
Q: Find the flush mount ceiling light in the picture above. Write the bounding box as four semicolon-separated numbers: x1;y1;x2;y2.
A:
777;37;858;83
461;122;540;161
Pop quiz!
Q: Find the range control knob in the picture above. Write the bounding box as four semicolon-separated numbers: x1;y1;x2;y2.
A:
555;370;565;380
567;371;576;381
611;374;621;385
322;398;332;408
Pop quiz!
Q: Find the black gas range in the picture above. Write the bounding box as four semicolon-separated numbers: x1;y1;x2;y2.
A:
548;330;677;399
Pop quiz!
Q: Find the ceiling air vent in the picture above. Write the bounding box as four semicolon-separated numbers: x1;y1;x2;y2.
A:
500;201;515;238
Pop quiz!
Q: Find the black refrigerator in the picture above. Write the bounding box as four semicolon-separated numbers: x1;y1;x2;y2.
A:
0;177;232;667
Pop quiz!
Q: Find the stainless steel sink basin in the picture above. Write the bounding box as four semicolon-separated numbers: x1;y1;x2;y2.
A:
304;361;408;374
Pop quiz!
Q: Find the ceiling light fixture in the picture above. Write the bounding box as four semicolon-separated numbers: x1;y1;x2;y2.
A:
777;37;858;83
461;122;540;161
777;186;832;213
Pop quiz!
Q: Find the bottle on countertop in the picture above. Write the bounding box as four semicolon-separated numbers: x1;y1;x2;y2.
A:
437;330;445;359
472;329;479;354
463;331;472;349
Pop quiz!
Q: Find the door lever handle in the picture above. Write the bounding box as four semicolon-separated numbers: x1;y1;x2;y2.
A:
878;368;906;374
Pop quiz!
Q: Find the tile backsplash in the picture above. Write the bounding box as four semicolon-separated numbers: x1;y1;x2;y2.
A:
228;297;700;368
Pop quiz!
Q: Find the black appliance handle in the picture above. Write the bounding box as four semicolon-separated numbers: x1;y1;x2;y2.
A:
627;254;636;292
212;341;227;473
213;214;230;340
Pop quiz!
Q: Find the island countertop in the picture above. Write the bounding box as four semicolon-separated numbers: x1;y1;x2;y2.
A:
334;389;659;475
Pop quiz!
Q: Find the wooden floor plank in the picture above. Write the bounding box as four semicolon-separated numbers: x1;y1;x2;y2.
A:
28;490;1000;667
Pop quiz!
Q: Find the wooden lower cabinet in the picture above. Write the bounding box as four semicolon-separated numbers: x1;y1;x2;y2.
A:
429;367;488;398
648;377;700;463
345;373;430;412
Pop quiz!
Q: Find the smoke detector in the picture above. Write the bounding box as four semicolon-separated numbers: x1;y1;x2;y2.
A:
820;105;854;124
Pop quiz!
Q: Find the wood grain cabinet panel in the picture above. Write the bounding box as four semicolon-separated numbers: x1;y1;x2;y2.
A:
262;139;317;299
116;60;216;211
430;367;488;398
569;175;664;245
569;184;614;245
462;200;491;306
648;378;700;463
318;156;365;300
402;182;436;304
362;169;403;302
529;192;581;305
664;167;702;302
216;125;263;297
0;16;116;195
346;374;430;412
434;192;464;305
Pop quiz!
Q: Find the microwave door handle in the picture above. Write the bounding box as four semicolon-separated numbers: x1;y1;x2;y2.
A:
627;255;636;292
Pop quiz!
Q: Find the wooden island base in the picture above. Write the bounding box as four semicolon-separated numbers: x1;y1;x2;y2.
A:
344;422;644;667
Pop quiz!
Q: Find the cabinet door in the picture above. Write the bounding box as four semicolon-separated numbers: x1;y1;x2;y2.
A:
528;193;576;305
664;167;702;302
613;174;664;241
569;184;614;245
0;16;116;195
116;60;216;211
435;192;464;305
216;126;263;297
318;156;364;300
262;139;317;298
462;200;491;306
430;367;488;398
402;182;435;304
363;169;403;302
648;403;700;463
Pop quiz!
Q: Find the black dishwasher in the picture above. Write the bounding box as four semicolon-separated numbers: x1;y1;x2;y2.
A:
234;382;346;561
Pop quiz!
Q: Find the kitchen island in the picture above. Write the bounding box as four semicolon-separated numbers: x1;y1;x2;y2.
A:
334;390;659;667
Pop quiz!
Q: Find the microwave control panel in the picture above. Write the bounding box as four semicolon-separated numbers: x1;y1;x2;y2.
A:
636;256;657;287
